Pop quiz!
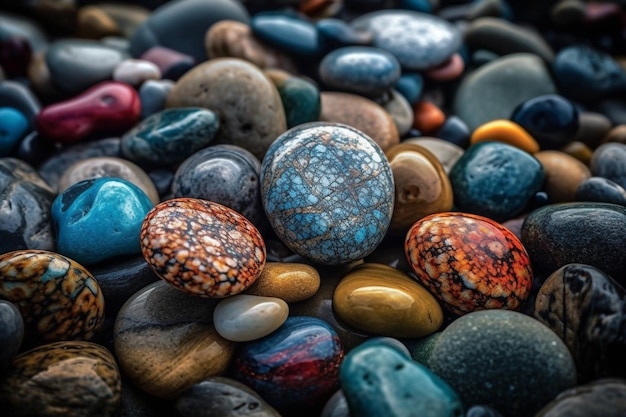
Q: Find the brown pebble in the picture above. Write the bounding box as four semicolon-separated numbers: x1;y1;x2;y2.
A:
560;141;593;165
601;124;626;146
535;150;591;203
245;262;321;303
575;111;612;149
76;6;120;39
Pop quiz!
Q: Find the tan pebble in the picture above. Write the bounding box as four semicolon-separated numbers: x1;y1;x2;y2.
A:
601;124;626;146
404;136;465;174
535;150;591;203
77;6;120;39
320;91;400;152
470;119;540;153
98;3;150;38
245;262;321;303
560;141;593;165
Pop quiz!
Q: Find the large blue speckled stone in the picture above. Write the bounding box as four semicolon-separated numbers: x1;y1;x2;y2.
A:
51;177;154;266
340;340;463;417
121;107;219;167
449;141;544;222
261;122;394;265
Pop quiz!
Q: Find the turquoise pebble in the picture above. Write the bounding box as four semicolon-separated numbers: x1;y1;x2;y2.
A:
268;72;321;129
51;177;154;266
0;107;29;157
394;72;424;105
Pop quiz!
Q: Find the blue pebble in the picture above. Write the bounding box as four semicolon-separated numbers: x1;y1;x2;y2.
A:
251;11;323;58
319;46;401;98
397;0;434;13
316;18;374;52
0;107;29;156
394;72;424;105
139;79;175;119
576;176;626;206
51;177;154;266
434;115;470;148
589;142;626;190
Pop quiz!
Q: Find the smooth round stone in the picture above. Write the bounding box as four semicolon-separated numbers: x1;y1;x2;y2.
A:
552;44;626;101
244;261;320;302
265;68;321;129
404;137;464;174
381;89;414;137
0;107;29;156
320;92;400;152
316;18;374;51
0;80;41;128
394;72;424;105
576;176;626;206
36;81;141;144
423;53;465;82
340;342;463;417
121;107;219;167
175;377;281;417
58;156;159;205
412;100;445;135
0;158;56;253
129;0;250;62
140;46;196;81
250;11;323;59
590;142;626;190
166;57;287;160
0;341;121;417
45;39;129;94
453;53;557;131
433;115;470;149
510;93;579;150
232;316;344;413
385;142;453;235
261;122;394;265
561;141;593;165
428;310;577;417
469;119;540;154
319;46;401;98
139;78;175;119
0;300;24;372
449;141;545;222
140;198;266;297
534;378;626;417
114;280;232;397
405;212;533;316
576;110;612;149
533;263;626;381
521;202;626;283
333;263;443;338
213;294;289;342
535;150;591;203
51;177;153;266
0;249;105;346
112;58;161;87
350;10;461;71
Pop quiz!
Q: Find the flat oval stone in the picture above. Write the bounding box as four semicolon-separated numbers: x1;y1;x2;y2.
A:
232;316;344;414
140;198;266;297
428;310;577;417
51;177;154;266
470;119;540;154
213;294;289;342
534;378;626;417
114;280;233;398
576;176;626;206
333;263;443;338
0;300;24;372
521;202;626;284
121;107;219;167
535;150;591;203
250;11;323;58
590;142;626;190
0;249;105;347
261;122;394;265
405;212;533;315
112;58;161;87
166;57;287;160
350;10;462;71
340;341;463;417
264;68;321;129
533;263;626;381
449;141;545;222
244;261;320;302
0;341;121;417
0;107;29;156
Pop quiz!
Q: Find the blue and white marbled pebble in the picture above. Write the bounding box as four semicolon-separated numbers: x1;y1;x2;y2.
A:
0;107;29;156
51;177;154;266
261;122;394;265
319;46;401;99
350;10;462;71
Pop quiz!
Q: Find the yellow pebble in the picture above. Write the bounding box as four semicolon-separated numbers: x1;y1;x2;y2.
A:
244;262;320;303
470;119;540;154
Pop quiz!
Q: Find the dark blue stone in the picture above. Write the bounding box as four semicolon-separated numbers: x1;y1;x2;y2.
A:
394;72;424;105
511;94;579;149
0;107;29;156
316;18;374;52
449;141;544;222
397;0;434;13
465;405;505;417
0;300;24;372
434;115;470;148
16;131;58;167
576;176;626;206
269;72;321;129
0;80;41;129
590;142;626;190
251;12;323;59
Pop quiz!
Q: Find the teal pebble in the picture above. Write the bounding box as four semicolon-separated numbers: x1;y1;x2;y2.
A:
121;107;219;166
0;107;29;156
340;341;464;417
51;177;154;266
270;73;321;129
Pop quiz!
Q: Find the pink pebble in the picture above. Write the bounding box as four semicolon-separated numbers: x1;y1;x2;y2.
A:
424;53;465;82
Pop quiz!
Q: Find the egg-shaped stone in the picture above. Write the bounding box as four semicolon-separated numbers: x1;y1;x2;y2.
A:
333;263;443;338
0;250;105;346
140;198;266;298
244;261;320;302
261;122;394;265
213;294;288;342
405;212;533;315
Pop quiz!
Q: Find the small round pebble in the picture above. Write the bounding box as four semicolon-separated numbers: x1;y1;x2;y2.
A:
535;150;591;203
244;261;320;302
112;58;161;87
589;142;626;190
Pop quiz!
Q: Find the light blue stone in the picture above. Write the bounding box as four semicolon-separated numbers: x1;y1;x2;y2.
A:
0;107;29;156
51;177;154;266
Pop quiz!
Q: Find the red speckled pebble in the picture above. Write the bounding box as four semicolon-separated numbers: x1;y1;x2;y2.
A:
140;198;266;298
405;212;532;316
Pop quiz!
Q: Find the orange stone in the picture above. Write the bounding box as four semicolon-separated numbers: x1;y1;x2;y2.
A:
412;100;446;135
470;119;540;154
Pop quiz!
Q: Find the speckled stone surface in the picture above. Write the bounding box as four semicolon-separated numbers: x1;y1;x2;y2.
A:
261;122;394;265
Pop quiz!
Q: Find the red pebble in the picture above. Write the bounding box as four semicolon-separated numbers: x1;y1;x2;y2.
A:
36;81;141;144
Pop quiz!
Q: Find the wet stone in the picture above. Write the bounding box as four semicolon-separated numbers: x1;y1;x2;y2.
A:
316;18;374;51
590;142;626;190
244;261;320;303
576;176;626;206
250;11;323;59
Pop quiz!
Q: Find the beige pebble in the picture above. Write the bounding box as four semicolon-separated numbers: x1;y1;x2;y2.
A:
113;59;161;87
560;141;593;165
98;3;150;38
77;5;121;39
380;89;414;137
404;136;465;174
535;150;591;203
245;262;321;303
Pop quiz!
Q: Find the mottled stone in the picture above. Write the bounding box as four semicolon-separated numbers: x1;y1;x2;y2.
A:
0;300;24;372
534;378;626;417
265;68;321;129
535;150;591;203
245;261;320;302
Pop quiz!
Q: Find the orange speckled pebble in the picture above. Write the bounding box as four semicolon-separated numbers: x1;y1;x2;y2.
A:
470;119;540;154
405;212;533;316
140;198;266;298
412;100;446;135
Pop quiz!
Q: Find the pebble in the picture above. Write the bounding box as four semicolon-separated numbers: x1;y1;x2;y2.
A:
0;34;32;79
138;78;175;119
423;53;465;82
534;150;591;203
0;299;24;372
403;136;464;174
315;17;373;51
213;294;289;342
261;122;394;265
250;11;322;59
140;198;266;297
534;378;626;417
244;261;320;302
51;177;154;266
0;107;29;156
76;5;121;39
394;72;424;105
469;119;540;154
113;280;233;398
139;46;195;81
589;142;626;190
380;89;414;137
0;80;41;128
575;110;612;149
0;341;121;417
576;176;626;206
265;68;321;129
405;212;533;316
427;309;577;417
112;58;161;87
433;115;471;148
412;100;446;135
